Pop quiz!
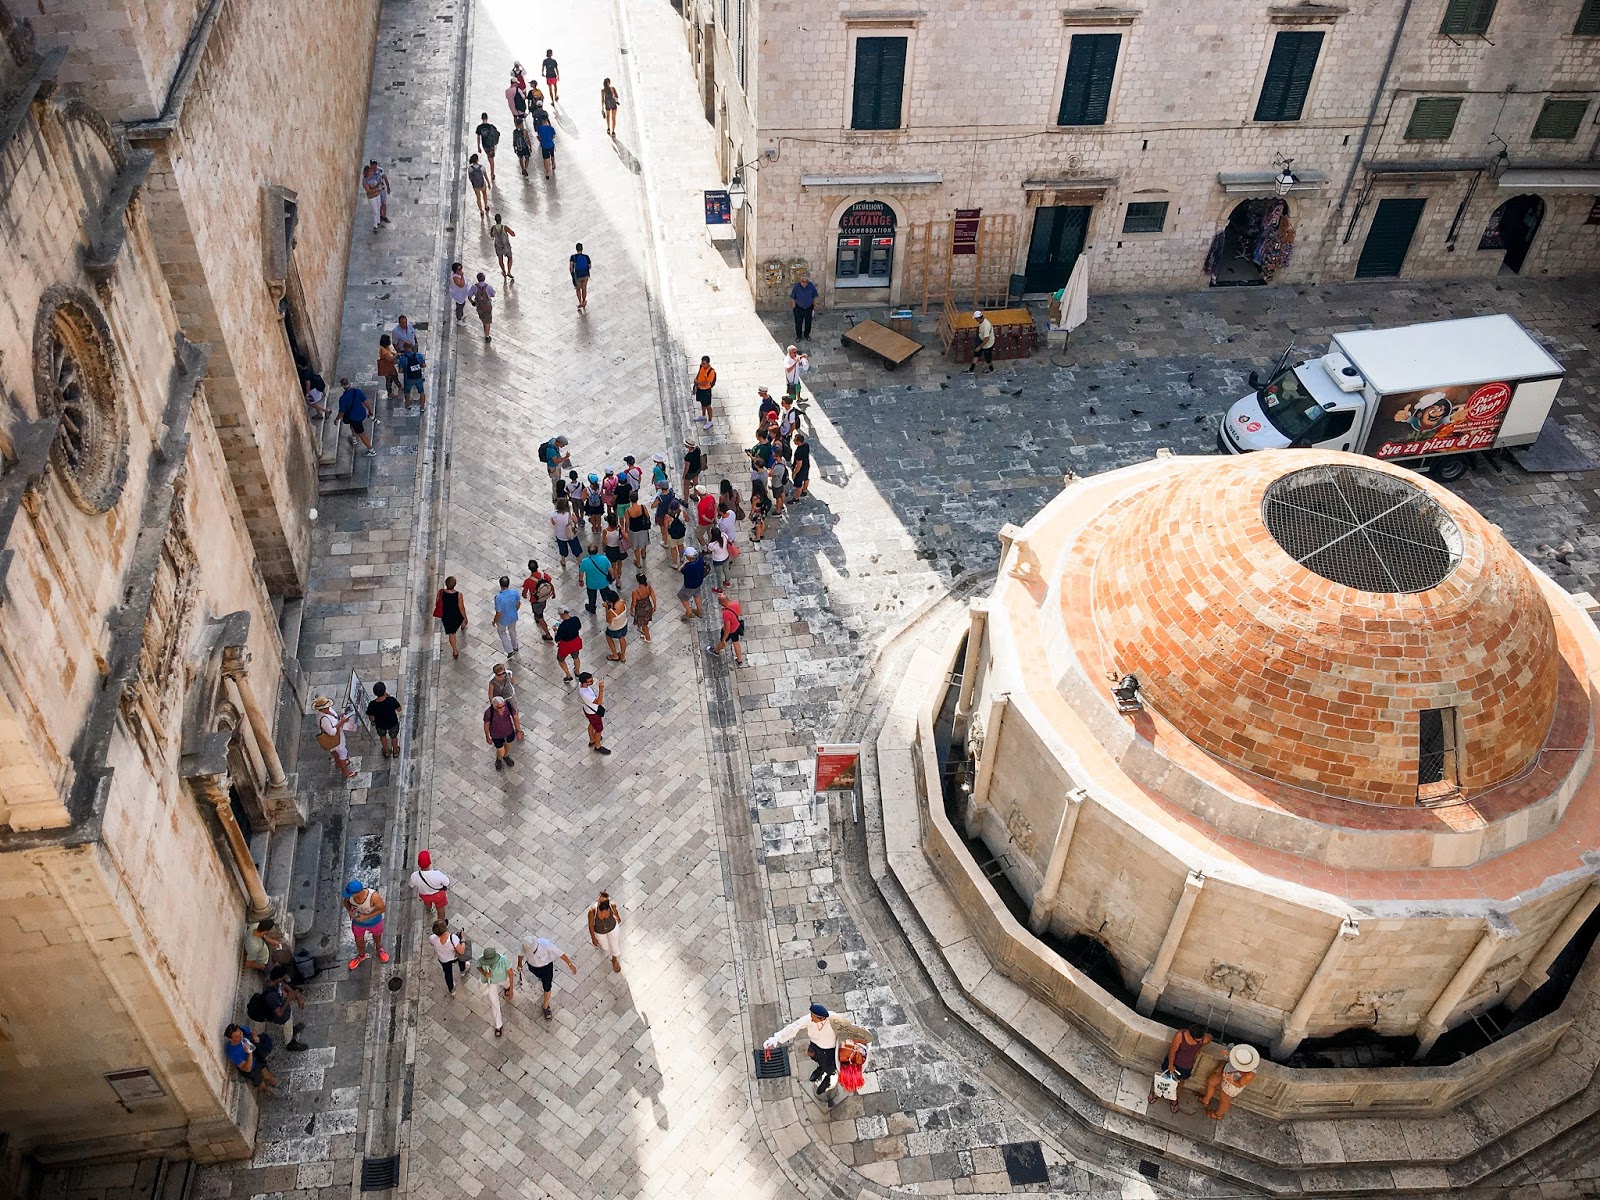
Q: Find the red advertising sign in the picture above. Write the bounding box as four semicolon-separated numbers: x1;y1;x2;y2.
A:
813;744;861;793
1361;380;1516;460
953;208;981;256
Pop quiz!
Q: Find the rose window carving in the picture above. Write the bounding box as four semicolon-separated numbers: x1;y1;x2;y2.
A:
33;293;127;515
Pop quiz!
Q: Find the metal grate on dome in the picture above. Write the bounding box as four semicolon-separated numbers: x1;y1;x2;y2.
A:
1261;465;1463;594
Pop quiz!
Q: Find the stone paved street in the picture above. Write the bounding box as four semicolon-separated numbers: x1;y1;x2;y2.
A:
35;0;1600;1196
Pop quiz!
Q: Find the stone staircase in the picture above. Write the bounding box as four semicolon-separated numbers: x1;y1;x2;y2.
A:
313;381;375;496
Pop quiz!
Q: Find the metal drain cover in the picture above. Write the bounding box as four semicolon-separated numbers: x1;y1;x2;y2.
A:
360;1154;400;1192
1000;1140;1048;1186
753;1045;791;1079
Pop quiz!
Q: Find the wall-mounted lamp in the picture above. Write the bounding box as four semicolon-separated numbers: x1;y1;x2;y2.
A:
1273;156;1298;197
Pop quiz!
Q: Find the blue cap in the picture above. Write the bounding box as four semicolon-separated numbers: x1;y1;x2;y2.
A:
344;880;365;897
809;1003;829;1018
588;473;599;484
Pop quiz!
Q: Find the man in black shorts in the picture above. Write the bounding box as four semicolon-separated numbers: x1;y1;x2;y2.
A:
366;681;402;758
475;113;501;183
337;378;376;457
682;437;704;493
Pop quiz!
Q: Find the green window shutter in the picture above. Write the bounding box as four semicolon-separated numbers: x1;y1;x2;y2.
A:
1122;201;1168;233
1253;31;1323;122
1057;34;1121;126
851;36;907;130
1577;0;1600;34
737;0;747;88
1440;0;1496;34
1404;97;1463;140
1533;98;1589;140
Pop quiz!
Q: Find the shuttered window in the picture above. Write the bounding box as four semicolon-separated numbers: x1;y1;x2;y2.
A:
1533;98;1590;140
1404;97;1463;140
1577;0;1600;34
1440;0;1495;34
736;0;747;88
1057;34;1120;126
851;36;908;131
1122;201;1169;233
1253;31;1323;123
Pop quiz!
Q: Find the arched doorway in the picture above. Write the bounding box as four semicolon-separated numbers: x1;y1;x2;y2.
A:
1479;195;1544;274
1206;198;1294;287
835;200;896;291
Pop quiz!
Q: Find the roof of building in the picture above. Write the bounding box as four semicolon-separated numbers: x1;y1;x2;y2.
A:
1087;451;1559;805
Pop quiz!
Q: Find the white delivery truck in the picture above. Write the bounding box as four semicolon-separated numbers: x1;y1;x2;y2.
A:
1219;314;1565;481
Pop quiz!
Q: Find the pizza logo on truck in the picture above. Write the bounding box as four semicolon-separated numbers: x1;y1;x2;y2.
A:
1465;381;1512;422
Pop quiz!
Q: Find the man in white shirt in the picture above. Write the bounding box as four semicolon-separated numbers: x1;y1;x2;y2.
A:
764;1002;871;1099
408;850;450;917
517;934;577;1020
782;345;808;403
968;310;996;374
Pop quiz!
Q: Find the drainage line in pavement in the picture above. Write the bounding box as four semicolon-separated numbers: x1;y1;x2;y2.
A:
606;3;892;1197
351;0;475;1192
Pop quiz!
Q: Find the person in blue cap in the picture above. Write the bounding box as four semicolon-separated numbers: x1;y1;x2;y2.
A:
763;1003;873;1099
343;879;388;970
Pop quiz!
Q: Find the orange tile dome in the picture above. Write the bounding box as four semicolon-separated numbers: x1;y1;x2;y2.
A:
1089;450;1559;805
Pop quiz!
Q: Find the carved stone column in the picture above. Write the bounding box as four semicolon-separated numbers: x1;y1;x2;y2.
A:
222;644;302;826
1414;913;1518;1058
1274;915;1360;1058
966;692;1009;840
1138;869;1206;1016
1028;788;1087;934
951;601;989;743
193;772;272;921
1507;881;1600;1011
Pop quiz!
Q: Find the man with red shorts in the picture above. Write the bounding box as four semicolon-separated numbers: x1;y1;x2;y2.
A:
408;850;450;916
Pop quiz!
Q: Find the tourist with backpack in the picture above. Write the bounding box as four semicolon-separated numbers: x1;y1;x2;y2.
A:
521;559;556;641
467;272;495;342
399;347;426;412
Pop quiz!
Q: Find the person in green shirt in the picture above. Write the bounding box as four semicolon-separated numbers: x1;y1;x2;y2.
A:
478;945;513;1037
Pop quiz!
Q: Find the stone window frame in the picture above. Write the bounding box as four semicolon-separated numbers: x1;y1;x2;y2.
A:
842;18;919;133
1121;198;1170;234
31;287;129;517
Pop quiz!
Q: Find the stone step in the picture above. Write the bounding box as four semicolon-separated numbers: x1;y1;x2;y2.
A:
289;818;326;953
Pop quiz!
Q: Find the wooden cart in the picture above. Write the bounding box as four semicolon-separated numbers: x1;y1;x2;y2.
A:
841;319;924;370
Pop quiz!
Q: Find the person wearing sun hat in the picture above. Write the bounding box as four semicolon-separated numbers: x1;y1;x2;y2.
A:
342;879;388;971
312;695;357;780
477;944;513;1037
1202;1043;1260;1120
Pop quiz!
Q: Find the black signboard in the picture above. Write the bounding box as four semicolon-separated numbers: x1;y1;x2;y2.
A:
839;200;896;231
704;190;732;225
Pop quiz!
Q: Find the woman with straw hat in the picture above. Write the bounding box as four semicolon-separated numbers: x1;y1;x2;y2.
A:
312;696;357;780
1202;1043;1260;1120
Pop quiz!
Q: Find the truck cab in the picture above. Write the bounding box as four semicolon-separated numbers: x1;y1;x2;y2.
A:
1221;353;1365;454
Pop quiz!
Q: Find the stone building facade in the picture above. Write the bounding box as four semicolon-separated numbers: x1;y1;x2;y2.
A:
685;0;1600;308
0;0;377;1173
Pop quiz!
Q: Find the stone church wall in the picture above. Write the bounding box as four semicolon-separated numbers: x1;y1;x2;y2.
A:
0;16;297;1160
29;0;381;596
